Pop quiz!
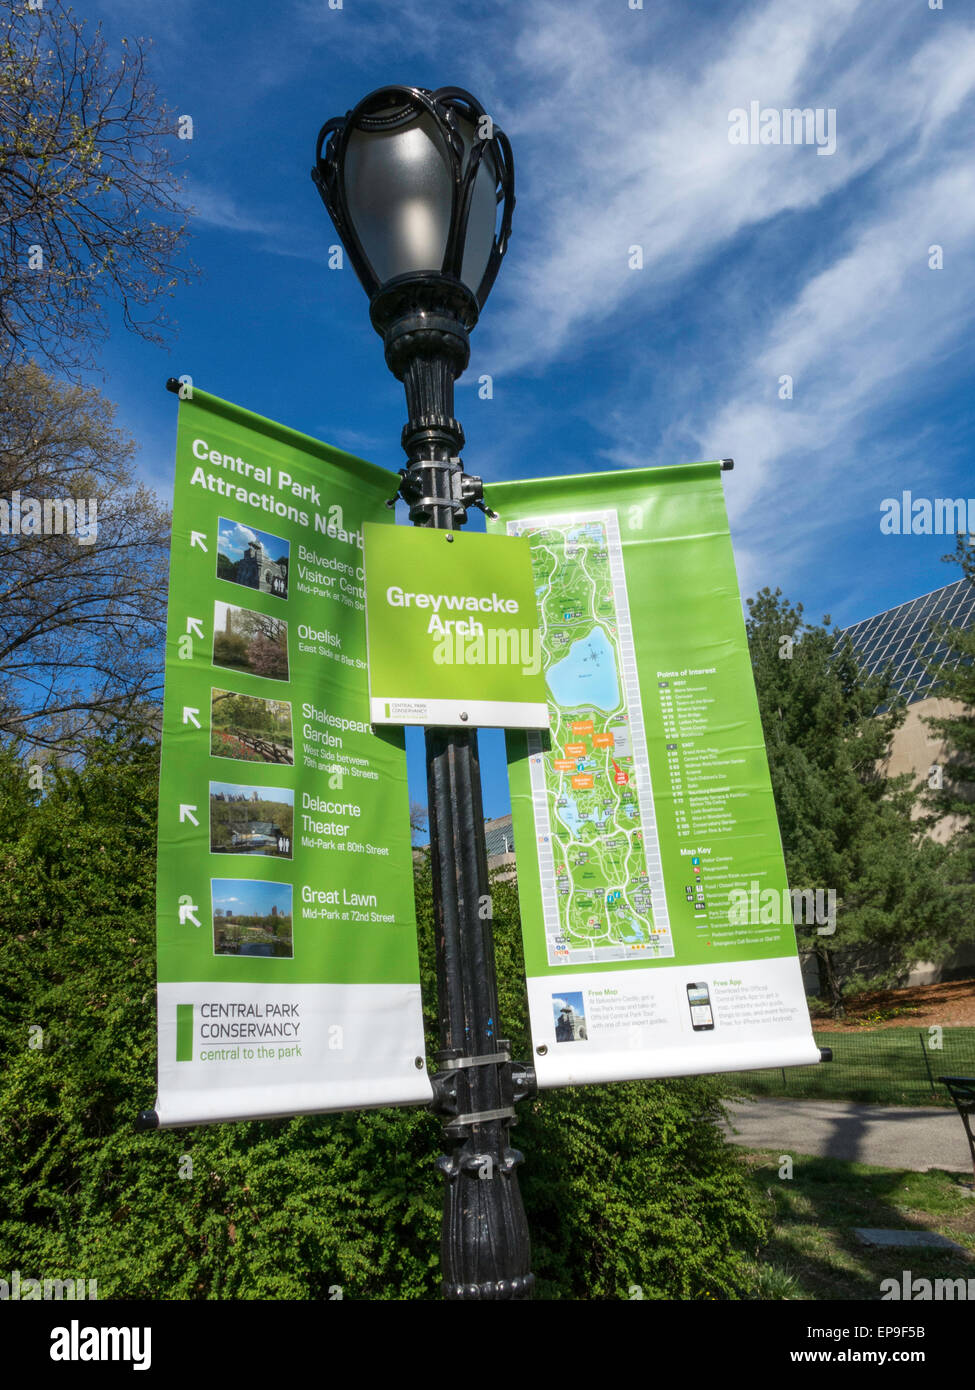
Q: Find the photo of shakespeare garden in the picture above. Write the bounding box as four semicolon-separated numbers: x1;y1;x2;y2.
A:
210;690;294;765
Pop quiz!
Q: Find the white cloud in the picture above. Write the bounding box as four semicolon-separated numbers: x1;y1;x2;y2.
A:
447;0;975;606
184;182;283;237
485;0;974;373
683;158;975;590
218;521;258;561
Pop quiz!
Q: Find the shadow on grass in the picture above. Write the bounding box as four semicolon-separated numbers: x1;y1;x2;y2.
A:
742;1150;975;1300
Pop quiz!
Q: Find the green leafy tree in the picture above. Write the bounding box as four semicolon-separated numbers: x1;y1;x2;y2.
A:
0;727;768;1299
212;632;251;669
746;587;958;1014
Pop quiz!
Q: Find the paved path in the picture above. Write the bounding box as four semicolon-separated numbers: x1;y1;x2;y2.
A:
722;1098;974;1173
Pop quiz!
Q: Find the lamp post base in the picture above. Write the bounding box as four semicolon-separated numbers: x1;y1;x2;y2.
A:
425;726;534;1300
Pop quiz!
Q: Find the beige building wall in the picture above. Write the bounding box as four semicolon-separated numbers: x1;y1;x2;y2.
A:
880;696;969;844
879;695;975;984
487;851;517;883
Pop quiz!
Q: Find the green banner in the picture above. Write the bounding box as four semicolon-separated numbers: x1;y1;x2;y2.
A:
486;462;819;1086
363;523;548;727
153;388;431;1126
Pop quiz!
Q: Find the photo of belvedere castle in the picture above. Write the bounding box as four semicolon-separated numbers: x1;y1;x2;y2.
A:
217;518;289;599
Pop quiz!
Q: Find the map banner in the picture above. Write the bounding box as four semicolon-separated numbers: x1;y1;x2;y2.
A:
153;387;432;1126
486;462;820;1088
362;524;549;728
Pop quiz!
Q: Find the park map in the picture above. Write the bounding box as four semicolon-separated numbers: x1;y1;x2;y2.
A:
509;513;674;967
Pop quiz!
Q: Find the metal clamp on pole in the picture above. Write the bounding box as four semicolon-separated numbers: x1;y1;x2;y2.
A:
447;1105;517;1126
430;1052;536;1119
439;1051;512;1071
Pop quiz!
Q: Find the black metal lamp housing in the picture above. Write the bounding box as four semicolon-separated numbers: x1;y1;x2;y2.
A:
312;85;515;525
313;84;514;310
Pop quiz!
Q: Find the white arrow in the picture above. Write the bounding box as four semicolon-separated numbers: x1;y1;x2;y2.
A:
182;707;200;728
178;899;201;927
179;804;199;826
190;531;208;552
186;617;204;639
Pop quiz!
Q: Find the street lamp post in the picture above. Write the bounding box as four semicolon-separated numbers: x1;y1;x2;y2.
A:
313;85;535;1299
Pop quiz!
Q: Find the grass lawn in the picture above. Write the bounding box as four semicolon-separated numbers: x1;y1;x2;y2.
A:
723;1027;975;1106
740;1150;975;1299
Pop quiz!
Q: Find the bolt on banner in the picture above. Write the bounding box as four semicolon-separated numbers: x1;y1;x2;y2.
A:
152;387;432;1126
486;462;820;1087
362;523;549;728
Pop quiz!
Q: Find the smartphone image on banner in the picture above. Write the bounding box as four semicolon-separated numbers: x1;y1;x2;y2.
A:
686;982;714;1031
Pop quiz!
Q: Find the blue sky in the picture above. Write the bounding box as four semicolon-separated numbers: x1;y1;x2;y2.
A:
211;878;293;917
77;0;975;820
217;519;290;565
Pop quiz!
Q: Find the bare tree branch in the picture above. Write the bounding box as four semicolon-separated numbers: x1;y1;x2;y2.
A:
0;0;196;375
0;361;169;752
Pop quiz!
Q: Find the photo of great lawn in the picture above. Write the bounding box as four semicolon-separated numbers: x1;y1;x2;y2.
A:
212;879;293;959
213;600;289;682
210;781;294;858
210;689;294;765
